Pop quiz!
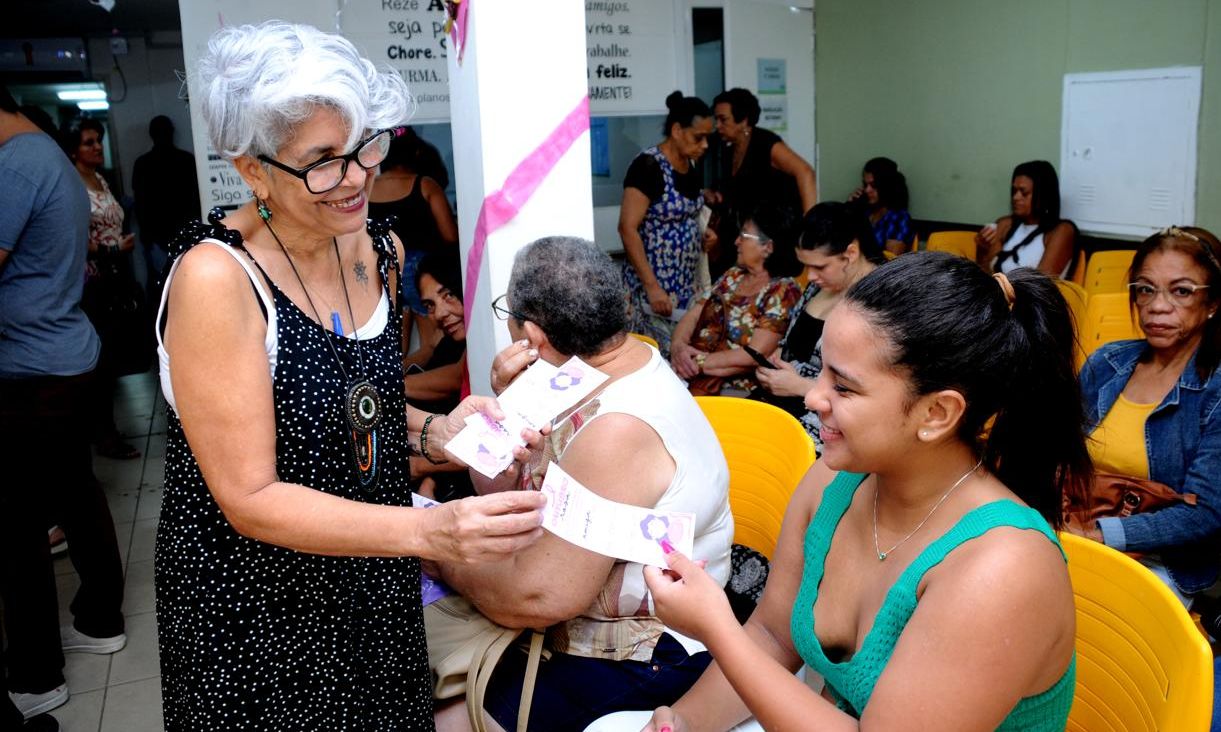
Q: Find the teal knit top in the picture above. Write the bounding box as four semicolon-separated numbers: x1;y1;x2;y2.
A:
790;471;1076;730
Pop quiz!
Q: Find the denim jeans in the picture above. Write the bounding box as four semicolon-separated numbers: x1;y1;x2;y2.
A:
484;633;713;732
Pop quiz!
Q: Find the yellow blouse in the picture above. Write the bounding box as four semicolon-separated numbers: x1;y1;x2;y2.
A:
1088;394;1158;478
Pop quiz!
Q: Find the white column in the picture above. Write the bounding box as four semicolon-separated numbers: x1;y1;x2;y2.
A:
447;1;594;397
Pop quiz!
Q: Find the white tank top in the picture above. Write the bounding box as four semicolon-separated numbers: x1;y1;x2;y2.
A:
997;223;1071;278
156;239;388;412
562;347;734;656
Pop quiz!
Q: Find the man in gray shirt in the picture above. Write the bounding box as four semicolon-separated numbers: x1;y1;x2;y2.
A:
0;85;126;726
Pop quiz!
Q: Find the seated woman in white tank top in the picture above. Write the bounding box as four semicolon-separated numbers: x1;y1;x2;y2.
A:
974;160;1077;279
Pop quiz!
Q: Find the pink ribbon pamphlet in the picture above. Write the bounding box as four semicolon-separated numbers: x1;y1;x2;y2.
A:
411;492;453;605
445;356;608;479
540;463;695;567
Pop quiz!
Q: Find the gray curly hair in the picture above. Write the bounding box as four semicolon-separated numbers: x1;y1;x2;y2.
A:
194;21;412;160
507;237;628;358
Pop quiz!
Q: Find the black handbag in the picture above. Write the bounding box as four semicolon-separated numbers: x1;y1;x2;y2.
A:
82;249;152;377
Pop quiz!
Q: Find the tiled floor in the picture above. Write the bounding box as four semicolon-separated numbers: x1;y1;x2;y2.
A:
49;371;167;732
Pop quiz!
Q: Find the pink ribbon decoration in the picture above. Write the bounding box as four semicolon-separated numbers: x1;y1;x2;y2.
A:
447;0;471;63
462;95;592;325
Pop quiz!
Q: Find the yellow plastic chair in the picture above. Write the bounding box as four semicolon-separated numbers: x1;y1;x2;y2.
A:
628;332;659;349
1083;250;1136;296
1072;248;1088;286
882;235;918;260
1079;293;1143;366
1055;280;1089;368
695;396;815;559
925;230;977;261
1060;533;1213;731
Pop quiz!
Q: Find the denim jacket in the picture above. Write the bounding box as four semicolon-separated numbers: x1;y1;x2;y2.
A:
1079;339;1221;594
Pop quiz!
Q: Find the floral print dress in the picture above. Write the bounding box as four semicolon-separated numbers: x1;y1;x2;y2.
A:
85;172;124;281
691;266;802;392
623;147;703;356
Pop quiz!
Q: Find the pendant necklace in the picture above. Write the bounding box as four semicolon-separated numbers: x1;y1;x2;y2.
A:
872;458;983;561
264;219;383;491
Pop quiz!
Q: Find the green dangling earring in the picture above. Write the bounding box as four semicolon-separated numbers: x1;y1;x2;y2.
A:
257;198;273;222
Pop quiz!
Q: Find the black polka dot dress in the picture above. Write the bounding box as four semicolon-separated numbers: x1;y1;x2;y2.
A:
154;218;433;731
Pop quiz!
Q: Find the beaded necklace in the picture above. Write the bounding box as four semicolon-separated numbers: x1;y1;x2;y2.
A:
263;219;382;491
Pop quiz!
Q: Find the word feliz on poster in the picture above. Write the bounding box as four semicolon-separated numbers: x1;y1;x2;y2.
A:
339;0;680;121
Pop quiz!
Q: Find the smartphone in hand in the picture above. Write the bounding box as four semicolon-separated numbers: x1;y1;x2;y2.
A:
743;345;778;369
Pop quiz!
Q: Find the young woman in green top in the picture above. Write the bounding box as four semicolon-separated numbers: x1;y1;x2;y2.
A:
643;253;1091;731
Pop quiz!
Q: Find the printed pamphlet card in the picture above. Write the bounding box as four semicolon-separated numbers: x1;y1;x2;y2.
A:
640;302;689;323
539;463;695;567
411;492;453;606
445;356;608;478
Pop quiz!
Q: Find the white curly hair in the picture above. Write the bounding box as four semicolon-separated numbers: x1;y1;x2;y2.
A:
194;20;412;160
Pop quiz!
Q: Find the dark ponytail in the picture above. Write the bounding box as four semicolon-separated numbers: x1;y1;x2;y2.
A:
800;201;886;265
662;91;711;136
844;252;1091;527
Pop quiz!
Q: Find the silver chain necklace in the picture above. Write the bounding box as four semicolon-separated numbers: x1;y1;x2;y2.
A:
872;458;983;561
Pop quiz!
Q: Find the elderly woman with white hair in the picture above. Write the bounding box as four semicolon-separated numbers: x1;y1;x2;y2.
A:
154;21;545;730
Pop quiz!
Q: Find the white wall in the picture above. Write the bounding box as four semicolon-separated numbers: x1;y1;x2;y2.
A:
594;1;818;254
722;1;815;166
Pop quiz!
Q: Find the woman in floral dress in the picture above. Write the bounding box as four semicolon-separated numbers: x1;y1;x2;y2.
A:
620;91;714;357
670;204;802;395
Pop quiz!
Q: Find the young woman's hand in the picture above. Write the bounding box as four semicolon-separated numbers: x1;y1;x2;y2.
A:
641;706;687;732
644;548;736;643
755;358;811;398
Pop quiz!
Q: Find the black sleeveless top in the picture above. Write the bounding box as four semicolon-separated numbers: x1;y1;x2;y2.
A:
368;174;446;256
154;211;433;731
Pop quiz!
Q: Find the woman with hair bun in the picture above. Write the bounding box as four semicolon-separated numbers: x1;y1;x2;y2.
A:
754;201;885;446
155;21;545;729
643;253;1089;731
619;90;713;357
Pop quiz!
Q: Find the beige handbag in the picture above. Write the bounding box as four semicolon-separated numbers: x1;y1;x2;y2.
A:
425;595;546;732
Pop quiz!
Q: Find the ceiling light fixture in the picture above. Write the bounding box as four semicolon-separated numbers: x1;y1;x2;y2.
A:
58;89;107;101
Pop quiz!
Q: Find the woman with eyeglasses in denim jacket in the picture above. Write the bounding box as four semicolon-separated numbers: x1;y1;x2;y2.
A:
1073;226;1221;603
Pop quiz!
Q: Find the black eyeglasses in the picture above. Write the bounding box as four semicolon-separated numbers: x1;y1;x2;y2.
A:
491;294;528;322
258;128;397;194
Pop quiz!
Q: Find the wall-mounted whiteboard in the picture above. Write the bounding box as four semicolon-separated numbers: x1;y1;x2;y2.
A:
1060;66;1201;238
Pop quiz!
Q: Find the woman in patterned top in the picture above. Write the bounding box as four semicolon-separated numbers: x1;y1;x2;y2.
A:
848;157;914;256
670;203;802;395
154;22;544;731
63;117;143;460
620;91;714;357
754;202;884;448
